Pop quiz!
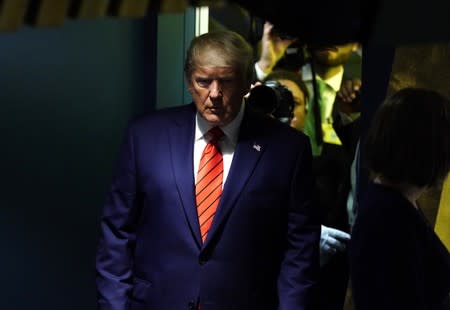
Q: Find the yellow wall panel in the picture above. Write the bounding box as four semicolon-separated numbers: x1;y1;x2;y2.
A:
109;0;151;18
69;0;109;19
0;0;28;31
435;175;450;250
27;0;71;26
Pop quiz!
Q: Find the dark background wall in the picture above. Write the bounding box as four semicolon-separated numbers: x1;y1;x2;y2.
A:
0;15;157;309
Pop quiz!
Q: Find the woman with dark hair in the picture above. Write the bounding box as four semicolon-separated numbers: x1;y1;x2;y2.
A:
350;87;450;310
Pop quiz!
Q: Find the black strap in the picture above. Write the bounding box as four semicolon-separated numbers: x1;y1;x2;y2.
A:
309;56;324;146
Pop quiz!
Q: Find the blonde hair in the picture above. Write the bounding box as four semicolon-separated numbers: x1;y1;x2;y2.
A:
184;30;254;86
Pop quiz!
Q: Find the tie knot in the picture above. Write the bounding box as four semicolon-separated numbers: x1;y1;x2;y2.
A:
208;127;224;143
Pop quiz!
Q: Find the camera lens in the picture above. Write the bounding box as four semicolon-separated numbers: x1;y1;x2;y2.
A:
247;85;279;115
247;82;295;123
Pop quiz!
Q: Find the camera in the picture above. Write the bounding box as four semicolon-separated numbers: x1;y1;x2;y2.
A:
271;26;297;41
275;41;308;72
247;80;295;124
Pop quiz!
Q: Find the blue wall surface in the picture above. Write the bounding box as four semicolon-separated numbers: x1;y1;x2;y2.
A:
0;15;157;309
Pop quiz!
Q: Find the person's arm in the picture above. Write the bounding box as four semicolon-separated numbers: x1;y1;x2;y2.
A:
277;137;320;310
333;79;361;156
335;78;361;123
95;124;140;310
255;21;296;81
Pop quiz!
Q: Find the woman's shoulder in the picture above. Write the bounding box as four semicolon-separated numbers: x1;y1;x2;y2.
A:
352;183;421;241
360;183;418;214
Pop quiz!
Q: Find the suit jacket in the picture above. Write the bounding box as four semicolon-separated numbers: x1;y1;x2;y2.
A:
350;183;450;310
96;103;320;310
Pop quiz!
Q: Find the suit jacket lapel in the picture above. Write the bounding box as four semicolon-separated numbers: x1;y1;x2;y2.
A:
203;108;266;247
169;104;203;248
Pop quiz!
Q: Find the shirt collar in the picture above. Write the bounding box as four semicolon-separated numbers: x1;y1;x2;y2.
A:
195;100;245;146
302;63;344;92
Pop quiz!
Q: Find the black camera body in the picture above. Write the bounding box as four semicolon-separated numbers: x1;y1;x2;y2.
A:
247;81;295;124
275;41;308;72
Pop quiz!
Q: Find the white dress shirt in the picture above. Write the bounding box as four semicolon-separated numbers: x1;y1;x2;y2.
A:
193;102;245;187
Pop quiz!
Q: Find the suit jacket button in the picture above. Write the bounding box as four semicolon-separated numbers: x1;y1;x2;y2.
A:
188;301;195;309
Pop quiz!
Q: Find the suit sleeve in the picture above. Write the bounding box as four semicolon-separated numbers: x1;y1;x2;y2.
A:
95;124;140;310
277;137;321;310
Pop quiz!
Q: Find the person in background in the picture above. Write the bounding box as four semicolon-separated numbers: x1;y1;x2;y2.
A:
254;22;360;310
255;68;353;259
96;29;320;310
350;87;450;310
264;68;309;130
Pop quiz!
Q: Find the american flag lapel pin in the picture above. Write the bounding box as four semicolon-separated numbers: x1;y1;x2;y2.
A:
253;143;261;152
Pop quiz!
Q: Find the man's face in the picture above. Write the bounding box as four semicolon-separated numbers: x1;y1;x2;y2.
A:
311;43;357;67
188;63;249;126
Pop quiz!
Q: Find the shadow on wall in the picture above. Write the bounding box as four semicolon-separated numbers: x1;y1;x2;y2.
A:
0;15;156;309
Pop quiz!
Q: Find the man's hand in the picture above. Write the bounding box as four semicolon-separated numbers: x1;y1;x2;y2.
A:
256;21;296;76
244;81;262;99
336;79;361;115
320;225;350;266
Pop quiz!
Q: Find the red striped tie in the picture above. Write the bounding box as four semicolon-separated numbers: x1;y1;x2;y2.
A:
196;127;224;242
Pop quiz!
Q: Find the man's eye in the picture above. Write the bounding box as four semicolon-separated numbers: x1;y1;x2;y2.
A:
196;79;210;87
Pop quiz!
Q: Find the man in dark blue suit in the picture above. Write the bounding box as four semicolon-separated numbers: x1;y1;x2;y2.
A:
95;30;320;310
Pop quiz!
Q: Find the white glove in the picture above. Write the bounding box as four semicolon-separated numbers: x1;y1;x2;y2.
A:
320;225;351;266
